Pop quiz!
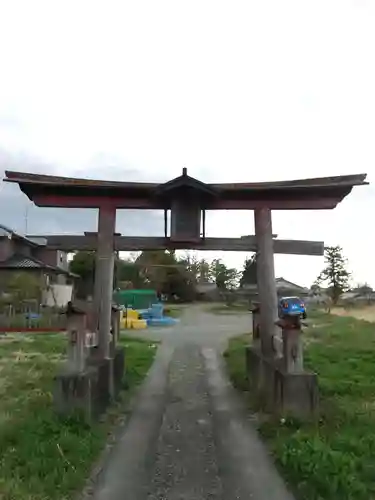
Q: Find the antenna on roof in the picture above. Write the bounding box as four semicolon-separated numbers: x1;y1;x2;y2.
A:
24;202;31;235
182;167;187;176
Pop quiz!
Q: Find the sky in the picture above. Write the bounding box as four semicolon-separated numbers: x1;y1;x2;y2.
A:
0;0;374;288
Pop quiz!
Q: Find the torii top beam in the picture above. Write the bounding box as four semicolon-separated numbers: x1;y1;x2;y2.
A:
3;169;368;210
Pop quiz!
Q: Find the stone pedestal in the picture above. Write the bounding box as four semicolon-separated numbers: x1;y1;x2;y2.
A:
53;301;126;421
245;346;318;418
276;316;304;374
87;346;126;401
65;305;88;372
273;368;318;417
245;345;262;392
54;365;103;422
281;327;304;373
112;346;126;396
54;355;115;422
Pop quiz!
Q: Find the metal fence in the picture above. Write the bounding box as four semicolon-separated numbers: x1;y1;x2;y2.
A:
0;304;67;331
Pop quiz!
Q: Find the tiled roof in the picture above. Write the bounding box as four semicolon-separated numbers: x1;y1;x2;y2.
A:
0;254;75;275
241;278;308;291
276;277;308;291
0;255;43;269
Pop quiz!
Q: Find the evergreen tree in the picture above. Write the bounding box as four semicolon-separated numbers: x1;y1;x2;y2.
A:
239;254;257;287
315;246;351;304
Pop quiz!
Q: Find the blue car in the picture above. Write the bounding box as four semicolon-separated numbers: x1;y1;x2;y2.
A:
278;296;307;319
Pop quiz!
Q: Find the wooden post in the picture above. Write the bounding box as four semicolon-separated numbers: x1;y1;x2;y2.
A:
251;301;261;348
254;208;278;358
276;316;304;373
65;307;87;372
95;204;116;359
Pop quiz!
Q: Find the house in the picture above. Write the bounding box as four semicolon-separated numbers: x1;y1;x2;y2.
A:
240;277;309;297
0;224;76;307
275;277;309;296
195;281;220;301
340;289;375;303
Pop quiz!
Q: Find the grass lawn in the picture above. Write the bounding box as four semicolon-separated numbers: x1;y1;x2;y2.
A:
225;311;375;500
0;332;157;500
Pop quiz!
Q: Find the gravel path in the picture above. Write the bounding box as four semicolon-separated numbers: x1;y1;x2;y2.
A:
125;304;252;350
91;305;294;500
147;344;222;500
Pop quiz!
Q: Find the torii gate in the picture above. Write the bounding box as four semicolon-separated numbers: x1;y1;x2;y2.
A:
4;168;367;363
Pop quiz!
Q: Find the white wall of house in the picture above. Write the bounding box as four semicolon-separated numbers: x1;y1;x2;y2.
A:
42;283;73;307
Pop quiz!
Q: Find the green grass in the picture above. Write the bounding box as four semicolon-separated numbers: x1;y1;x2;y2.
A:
224;311;375;500
0;331;157;500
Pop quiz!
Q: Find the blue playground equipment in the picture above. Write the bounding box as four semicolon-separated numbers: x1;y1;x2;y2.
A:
138;302;179;327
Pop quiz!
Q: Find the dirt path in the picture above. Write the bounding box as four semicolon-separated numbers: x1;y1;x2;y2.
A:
90;305;294;500
124;303;253;350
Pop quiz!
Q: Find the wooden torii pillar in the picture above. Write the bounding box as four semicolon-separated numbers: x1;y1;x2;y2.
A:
254;207;278;358
94;204;116;359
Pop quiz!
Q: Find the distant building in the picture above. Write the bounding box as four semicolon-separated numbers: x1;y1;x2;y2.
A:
240;277;309;297
0;224;77;307
196;281;219;301
275;277;309;296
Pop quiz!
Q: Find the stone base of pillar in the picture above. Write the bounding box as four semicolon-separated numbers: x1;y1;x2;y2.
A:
246;345;263;391
245;346;319;418
53;364;107;423
87;346;126;400
112;346;126;397
53;347;126;422
273;369;318;417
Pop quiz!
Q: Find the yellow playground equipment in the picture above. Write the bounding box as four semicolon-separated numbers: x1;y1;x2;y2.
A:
120;308;147;330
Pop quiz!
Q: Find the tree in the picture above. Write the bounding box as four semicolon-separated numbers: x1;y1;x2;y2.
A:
210;259;239;290
239;254;257;287
315;246;351;304
69;251;96;298
178;252;199;286
6;272;42;311
69;251;96;281
116;258;144;289
223;268;240;290
135;250;195;301
197;258;212;283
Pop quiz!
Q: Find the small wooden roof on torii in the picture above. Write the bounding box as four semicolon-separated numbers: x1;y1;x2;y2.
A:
3;168;368;210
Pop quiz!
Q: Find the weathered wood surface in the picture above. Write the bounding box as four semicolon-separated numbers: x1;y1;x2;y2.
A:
254;208;279;357
94;205;116;359
5;170;367;210
27;235;325;255
16;193;357;210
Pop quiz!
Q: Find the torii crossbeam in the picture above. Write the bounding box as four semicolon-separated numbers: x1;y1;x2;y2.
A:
26;234;325;255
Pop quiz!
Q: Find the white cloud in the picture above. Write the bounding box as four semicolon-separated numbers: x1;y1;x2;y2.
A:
0;0;374;287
